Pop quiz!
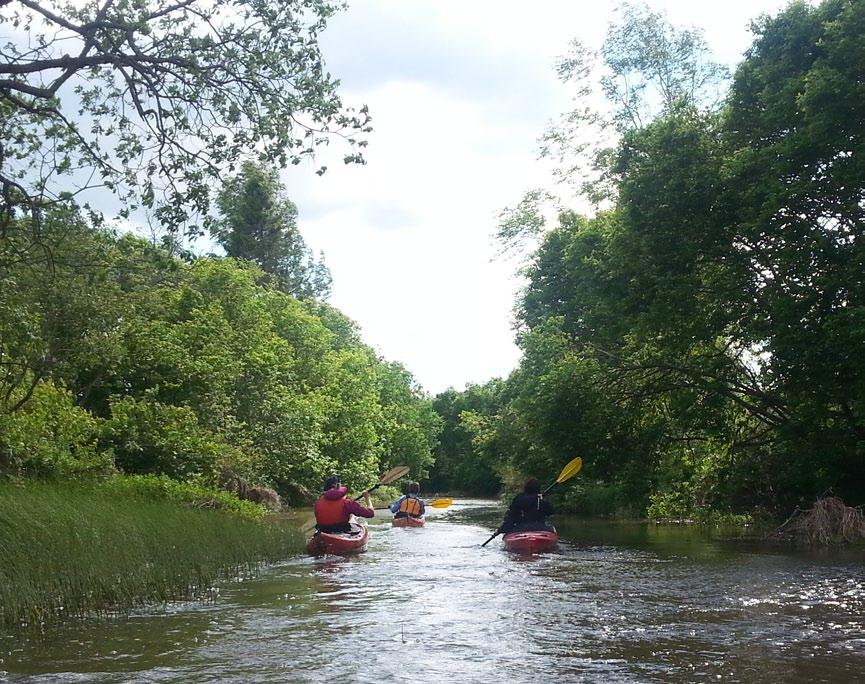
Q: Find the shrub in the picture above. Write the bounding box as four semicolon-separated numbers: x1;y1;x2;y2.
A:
95;474;267;520
0;379;112;478
102;397;234;482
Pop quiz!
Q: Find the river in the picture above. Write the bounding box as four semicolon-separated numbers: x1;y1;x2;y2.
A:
3;499;865;682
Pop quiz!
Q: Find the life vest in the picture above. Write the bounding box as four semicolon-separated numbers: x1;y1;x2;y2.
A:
397;495;423;517
315;494;348;526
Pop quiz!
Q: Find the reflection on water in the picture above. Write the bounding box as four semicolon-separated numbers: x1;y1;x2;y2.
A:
3;500;865;682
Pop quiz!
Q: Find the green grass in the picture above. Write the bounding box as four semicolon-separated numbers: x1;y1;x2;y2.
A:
93;473;269;519
0;478;304;631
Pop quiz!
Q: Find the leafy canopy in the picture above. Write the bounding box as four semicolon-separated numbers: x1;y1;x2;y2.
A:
0;0;371;234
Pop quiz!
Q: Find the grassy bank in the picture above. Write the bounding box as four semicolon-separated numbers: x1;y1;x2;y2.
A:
0;478;304;630
528;481;757;525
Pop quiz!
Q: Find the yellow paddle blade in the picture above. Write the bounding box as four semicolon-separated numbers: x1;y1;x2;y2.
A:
556;456;583;484
427;498;453;508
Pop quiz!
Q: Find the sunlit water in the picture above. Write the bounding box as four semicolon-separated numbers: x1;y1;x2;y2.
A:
3;500;865;682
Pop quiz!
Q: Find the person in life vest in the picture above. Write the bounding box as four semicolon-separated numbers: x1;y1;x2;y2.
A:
497;477;554;534
390;481;426;519
314;474;375;533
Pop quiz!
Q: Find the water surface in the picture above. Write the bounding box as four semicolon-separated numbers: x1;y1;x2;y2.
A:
3;500;864;682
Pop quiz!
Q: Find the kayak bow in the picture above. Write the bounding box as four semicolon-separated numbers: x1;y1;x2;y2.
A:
307;521;369;556
392;516;425;528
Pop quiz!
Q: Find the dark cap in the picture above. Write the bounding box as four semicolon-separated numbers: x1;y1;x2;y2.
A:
324;475;340;491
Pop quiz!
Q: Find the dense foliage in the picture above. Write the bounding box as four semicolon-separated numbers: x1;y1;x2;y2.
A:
0;0;437;625
0;206;439;500
0;0;436;520
431;0;865;518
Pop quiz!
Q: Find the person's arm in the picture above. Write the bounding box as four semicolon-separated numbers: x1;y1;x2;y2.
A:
418;498;426;515
345;492;375;518
390;496;405;514
541;498;554;516
497;497;519;533
498;511;516;533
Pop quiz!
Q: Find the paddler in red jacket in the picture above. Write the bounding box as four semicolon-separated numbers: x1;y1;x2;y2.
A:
314;474;375;533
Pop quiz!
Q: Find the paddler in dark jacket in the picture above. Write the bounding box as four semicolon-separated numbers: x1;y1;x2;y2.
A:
314;475;375;533
497;477;554;534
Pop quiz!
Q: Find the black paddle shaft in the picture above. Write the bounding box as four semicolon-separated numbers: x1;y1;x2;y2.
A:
351;465;410;501
481;530;499;547
352;483;380;502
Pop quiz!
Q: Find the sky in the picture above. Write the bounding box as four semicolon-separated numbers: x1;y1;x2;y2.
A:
279;0;793;396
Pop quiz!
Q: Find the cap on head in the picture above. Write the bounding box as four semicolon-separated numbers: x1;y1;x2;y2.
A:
524;478;541;494
324;475;340;491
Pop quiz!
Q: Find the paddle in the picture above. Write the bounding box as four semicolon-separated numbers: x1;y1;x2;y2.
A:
389;497;453;516
427;498;453;509
302;465;410;534
481;456;583;547
353;464;410;500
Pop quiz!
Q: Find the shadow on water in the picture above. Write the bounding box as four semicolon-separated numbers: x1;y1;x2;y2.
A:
3;499;865;683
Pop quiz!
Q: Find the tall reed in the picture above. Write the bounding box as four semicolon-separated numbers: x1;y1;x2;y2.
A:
0;480;304;630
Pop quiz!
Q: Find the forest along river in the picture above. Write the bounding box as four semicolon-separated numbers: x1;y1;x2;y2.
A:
3;500;865;683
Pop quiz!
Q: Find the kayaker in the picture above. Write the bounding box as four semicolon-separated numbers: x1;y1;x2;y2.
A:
314;475;375;533
390;481;426;519
497;478;554;534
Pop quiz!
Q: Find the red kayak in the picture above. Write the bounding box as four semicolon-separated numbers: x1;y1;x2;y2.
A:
306;521;369;556
503;528;558;554
392;516;425;528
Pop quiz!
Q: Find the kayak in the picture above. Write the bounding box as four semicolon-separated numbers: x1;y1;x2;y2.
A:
306;521;369;556
392;516;426;528
503;527;558;554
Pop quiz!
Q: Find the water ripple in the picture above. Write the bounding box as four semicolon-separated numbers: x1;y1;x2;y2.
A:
3;502;865;683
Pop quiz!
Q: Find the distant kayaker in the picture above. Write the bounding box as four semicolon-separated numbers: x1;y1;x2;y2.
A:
314;475;375;533
390;481;426;519
497;478;554;534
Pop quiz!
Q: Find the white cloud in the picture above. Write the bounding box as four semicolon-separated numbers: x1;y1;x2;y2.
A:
283;80;538;393
280;0;804;395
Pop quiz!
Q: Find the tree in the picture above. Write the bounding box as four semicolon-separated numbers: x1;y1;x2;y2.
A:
498;2;728;255
429;381;510;495
0;0;371;233
0;206;163;417
722;0;865;504
503;0;865;514
214;160;331;300
545;3;726;194
374;360;440;482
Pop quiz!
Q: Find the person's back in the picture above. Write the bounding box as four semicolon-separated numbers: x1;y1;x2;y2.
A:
499;478;554;533
315;475;374;533
391;481;426;519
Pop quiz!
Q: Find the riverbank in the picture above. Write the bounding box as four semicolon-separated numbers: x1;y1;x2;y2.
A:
0;477;304;632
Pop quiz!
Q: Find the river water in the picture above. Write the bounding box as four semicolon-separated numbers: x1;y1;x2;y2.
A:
3;499;865;683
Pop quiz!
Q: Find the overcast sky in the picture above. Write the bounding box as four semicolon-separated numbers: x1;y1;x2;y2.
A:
280;0;793;396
